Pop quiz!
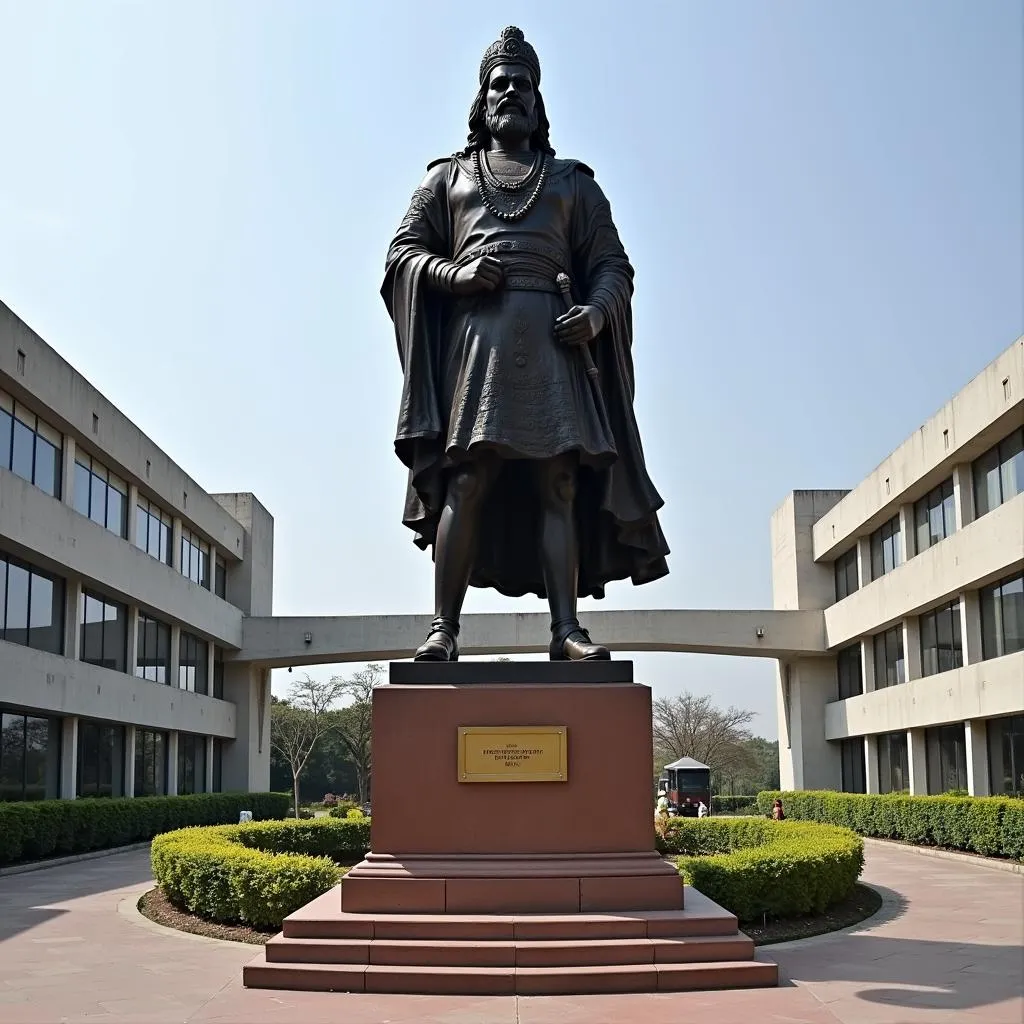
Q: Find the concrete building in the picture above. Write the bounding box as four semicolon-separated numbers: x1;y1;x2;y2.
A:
0;300;273;800
772;336;1023;797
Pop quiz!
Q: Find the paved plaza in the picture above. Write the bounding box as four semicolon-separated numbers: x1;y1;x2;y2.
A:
0;841;1021;1024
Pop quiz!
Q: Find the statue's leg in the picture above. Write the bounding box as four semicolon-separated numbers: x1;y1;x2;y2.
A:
533;454;610;662
415;453;500;662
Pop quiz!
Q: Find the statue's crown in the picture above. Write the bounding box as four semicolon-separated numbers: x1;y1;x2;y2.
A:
479;26;541;86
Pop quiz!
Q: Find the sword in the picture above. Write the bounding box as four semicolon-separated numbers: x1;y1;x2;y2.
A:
556;272;599;382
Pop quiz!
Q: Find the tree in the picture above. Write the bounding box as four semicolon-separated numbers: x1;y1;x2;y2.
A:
331;663;384;804
652;692;756;780
270;674;347;818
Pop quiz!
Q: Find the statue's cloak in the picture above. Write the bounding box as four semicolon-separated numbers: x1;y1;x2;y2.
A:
381;153;670;600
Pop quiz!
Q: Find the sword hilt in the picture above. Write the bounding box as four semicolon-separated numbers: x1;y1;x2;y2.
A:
555;273;599;381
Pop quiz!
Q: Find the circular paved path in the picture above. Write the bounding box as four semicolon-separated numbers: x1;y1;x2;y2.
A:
0;841;1021;1023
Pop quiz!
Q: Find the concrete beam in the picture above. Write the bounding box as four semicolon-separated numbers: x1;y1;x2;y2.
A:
231;608;827;668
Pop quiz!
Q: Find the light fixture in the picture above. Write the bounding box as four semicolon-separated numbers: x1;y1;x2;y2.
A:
303;631;313;645
755;627;765;639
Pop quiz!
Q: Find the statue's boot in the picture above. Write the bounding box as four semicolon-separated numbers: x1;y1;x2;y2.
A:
549;619;610;661
414;616;460;662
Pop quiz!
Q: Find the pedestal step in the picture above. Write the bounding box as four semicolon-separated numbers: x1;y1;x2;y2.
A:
243;955;779;995
283;885;736;940
264;932;755;967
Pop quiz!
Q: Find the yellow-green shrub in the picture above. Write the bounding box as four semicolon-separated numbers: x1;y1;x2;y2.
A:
151;817;370;928
660;817;864;922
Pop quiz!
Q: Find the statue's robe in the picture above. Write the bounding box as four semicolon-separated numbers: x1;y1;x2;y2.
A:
381;152;670;600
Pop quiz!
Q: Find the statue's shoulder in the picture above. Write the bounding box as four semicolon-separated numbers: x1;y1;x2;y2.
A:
549;157;597;180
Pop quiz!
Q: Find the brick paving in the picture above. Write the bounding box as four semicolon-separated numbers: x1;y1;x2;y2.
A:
0;842;1020;1023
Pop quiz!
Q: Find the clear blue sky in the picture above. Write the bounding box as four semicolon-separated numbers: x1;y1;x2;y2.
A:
1;1;1021;739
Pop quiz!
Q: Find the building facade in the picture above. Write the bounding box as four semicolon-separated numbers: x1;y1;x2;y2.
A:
0;300;273;801
772;336;1023;797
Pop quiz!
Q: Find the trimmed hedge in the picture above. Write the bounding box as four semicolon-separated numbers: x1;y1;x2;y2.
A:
151;817;371;928
658;817;863;922
711;795;758;815
758;790;1024;861
0;792;290;867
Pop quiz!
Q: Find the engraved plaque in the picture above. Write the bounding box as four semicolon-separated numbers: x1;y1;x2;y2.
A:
457;726;567;783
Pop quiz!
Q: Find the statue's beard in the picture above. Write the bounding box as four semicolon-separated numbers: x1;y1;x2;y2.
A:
486;109;536;145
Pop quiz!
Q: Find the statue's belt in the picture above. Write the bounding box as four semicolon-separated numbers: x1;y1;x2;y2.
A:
456;241;568;294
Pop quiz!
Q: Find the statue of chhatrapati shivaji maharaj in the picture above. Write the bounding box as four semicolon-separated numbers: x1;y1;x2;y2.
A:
381;26;669;663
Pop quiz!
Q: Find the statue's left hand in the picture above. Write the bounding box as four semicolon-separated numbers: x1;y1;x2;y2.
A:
554;304;605;347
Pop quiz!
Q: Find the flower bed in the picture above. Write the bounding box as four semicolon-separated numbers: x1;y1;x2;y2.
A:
0;792;290;866
658;817;864;921
757;790;1024;860
150;816;371;928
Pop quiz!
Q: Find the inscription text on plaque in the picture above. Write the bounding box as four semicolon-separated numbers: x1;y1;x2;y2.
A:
457;726;568;783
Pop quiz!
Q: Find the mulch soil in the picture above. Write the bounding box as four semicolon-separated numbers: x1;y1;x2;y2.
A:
139;881;884;948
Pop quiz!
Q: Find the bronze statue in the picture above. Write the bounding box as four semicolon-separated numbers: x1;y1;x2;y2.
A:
382;26;669;663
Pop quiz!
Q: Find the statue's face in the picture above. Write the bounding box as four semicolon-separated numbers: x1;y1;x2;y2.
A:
484;62;537;144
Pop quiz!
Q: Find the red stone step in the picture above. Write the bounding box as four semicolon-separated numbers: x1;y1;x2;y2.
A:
264;932;756;968
243;953;779;995
282;885;738;941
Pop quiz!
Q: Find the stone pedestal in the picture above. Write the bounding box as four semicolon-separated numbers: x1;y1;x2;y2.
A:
342;662;680;915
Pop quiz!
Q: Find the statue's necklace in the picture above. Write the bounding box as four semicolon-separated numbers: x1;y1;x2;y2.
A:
473;148;549;222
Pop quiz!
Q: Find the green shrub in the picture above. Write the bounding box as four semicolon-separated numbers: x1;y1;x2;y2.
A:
151;817;371;928
710;795;758;815
0;792;290;867
327;800;359;817
661;817;863;922
757;790;1024;860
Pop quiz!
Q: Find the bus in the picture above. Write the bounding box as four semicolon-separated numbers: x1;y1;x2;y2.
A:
663;756;712;817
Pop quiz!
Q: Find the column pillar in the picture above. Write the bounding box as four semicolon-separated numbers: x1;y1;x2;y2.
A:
864;735;879;794
61;436;77;507
205;736;216;793
126;483;139;546
170;624;181;691
63;578;82;660
856;536;872;587
171;517;183;572
898;503;915;561
59;716;79;799
206;640;215;697
166;732;179;796
965;720;990;796
126;606;140;678
952;463;975;529
860;637;876;693
908;728;928;795
903;617;922;682
124;726;136;798
960;591;984;665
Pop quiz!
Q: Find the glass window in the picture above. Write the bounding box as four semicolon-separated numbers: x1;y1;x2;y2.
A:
836;644;863;701
72;454;128;538
987;715;1024;797
920;600;963;677
134;729;167;796
215;555;227;599
914;478;956;555
0;711;61;801
840;737;866;793
877;731;909;794
0;553;64;655
135;499;172;564
926;724;968;794
79;590;127;673
980;572;1024;661
870;515;902;580
873;625;905;688
76;721;125;798
178;631;209;694
177;733;207;795
973;426;1024;518
180;529;210;589
834;547;859;602
135;614;171;684
0;392;62;499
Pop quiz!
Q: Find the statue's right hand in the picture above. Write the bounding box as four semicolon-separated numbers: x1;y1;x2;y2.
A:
451;256;503;295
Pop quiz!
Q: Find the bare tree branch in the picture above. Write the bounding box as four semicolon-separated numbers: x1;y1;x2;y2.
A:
652;692;756;780
331;663;384;805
